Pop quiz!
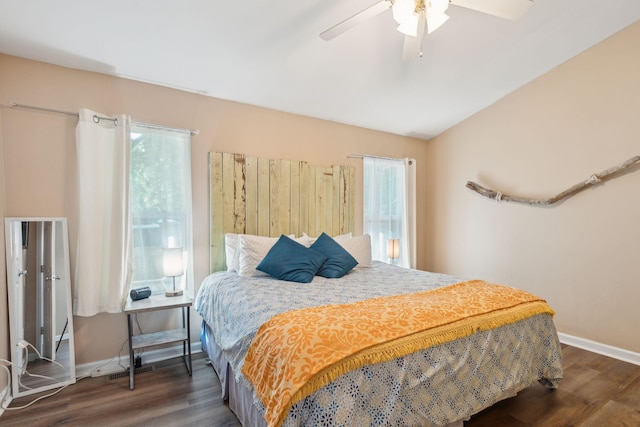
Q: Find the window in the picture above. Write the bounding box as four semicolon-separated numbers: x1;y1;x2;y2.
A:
129;124;193;295
363;157;416;268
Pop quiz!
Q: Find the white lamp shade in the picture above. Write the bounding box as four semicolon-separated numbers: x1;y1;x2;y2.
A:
162;247;184;277
387;239;400;259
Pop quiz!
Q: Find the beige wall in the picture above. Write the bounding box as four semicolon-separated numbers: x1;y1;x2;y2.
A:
0;54;428;365
2;20;638;369
425;21;640;353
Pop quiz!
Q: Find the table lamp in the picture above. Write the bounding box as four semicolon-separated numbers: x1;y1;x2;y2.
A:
163;247;184;297
387;238;400;264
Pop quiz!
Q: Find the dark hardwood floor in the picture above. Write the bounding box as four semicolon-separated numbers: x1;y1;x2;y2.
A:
2;344;639;426
467;344;640;427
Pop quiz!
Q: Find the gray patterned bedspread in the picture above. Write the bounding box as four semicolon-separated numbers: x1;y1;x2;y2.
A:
195;262;563;426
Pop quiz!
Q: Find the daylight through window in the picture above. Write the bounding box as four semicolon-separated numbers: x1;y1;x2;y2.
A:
129;124;193;295
363;156;416;268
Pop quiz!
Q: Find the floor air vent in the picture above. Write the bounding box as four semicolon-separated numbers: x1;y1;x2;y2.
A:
109;366;153;380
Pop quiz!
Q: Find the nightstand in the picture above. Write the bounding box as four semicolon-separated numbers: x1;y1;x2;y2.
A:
124;294;193;390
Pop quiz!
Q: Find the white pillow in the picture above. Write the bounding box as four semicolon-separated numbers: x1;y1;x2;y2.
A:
297;233;314;247
237;234;300;277
334;234;372;268
302;232;352;247
224;233;239;272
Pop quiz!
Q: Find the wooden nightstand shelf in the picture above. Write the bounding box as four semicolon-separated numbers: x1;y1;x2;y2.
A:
124;294;193;390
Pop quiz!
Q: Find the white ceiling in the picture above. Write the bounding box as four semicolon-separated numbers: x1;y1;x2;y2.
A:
1;0;639;140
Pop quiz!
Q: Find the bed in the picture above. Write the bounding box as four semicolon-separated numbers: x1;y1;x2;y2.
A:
198;152;563;427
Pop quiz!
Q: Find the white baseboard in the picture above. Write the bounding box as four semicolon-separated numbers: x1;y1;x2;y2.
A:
76;342;202;379
74;334;640;382
558;332;640;366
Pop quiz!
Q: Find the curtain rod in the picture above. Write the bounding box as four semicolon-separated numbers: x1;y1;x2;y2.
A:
7;102;78;117
347;153;403;161
132;121;199;136
348;153;414;166
6;102;199;136
8;102;117;124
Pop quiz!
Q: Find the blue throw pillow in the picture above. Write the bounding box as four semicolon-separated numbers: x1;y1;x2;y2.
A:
310;232;358;278
257;235;327;283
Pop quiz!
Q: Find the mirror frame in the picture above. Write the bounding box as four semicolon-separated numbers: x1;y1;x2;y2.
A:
5;217;76;397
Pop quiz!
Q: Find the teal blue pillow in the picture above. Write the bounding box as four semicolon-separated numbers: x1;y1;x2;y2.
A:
257;235;327;283
310;232;358;278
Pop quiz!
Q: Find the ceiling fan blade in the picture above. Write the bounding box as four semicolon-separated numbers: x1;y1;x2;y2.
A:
402;11;426;61
426;11;450;34
449;0;533;21
320;0;392;41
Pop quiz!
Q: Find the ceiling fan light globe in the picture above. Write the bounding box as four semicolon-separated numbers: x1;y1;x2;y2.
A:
392;0;417;24
393;0;421;37
391;0;420;37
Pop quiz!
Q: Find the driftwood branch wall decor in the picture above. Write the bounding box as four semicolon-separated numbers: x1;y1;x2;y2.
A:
466;155;640;206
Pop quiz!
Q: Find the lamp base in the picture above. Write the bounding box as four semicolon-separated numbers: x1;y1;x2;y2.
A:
165;289;183;297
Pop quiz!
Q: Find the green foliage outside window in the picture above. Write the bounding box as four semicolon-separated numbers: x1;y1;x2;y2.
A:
129;126;191;292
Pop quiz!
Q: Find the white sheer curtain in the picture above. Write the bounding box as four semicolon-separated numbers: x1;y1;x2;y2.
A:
404;158;417;268
74;108;133;316
363;156;416;268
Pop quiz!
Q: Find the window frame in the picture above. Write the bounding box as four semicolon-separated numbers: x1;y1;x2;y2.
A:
363;156;416;268
129;123;194;296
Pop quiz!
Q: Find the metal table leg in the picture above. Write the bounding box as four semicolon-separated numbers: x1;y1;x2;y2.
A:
127;313;135;390
182;306;192;375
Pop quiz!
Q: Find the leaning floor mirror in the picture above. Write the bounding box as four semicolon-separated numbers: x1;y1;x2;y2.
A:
5;217;76;397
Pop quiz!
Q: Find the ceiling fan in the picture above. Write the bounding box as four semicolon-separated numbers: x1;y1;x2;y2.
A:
320;0;533;61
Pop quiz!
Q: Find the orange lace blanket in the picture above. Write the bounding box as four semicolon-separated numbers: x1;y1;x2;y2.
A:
242;280;555;427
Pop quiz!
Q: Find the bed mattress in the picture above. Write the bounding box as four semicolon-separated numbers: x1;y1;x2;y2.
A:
195;262;563;426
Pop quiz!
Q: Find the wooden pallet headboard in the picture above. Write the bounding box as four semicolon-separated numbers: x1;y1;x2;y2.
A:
209;152;355;272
